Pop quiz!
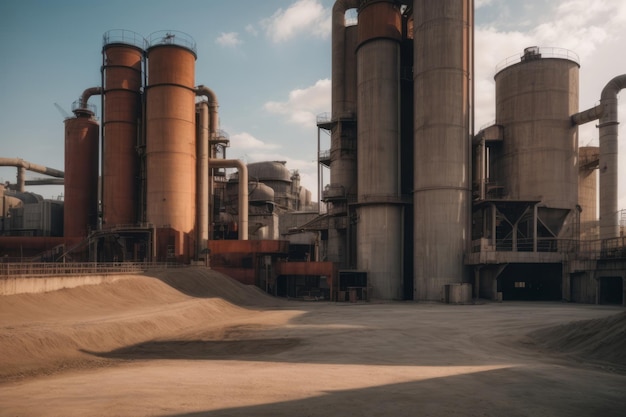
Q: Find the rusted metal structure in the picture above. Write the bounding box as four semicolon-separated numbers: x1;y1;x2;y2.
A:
101;30;144;227
63;106;99;238
145;31;198;261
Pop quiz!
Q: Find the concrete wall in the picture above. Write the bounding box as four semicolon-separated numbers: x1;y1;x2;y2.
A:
0;274;134;296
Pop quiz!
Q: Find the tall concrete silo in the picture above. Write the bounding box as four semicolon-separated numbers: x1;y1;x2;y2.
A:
413;0;473;301
101;30;145;227
327;0;358;269
64;108;99;239
494;47;579;238
356;0;404;300
145;31;197;260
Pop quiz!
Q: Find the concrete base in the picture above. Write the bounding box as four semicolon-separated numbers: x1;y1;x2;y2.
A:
443;283;473;304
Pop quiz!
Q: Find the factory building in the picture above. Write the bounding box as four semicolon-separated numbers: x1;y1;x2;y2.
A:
314;0;625;303
0;1;625;304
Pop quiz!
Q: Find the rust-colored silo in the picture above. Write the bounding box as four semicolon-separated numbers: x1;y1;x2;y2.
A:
101;30;145;227
494;47;579;237
145;31;197;261
64;110;99;239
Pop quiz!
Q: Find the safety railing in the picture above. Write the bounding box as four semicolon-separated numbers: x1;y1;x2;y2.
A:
0;262;186;278
495;46;580;74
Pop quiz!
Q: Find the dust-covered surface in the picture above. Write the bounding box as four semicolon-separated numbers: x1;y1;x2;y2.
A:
528;311;626;368
0;268;625;417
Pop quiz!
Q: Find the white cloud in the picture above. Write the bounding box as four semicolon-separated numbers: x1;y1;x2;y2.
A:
229;132;281;150
264;79;331;128
245;24;258;37
262;0;331;43
216;32;242;48
475;0;495;8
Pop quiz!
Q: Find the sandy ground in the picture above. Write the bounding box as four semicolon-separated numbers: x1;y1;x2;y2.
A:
1;268;625;417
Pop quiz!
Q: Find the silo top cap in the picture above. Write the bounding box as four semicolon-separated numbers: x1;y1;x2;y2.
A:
147;30;197;54
103;29;147;50
495;46;579;74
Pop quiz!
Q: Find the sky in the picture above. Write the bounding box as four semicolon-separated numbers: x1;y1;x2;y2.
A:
0;0;625;211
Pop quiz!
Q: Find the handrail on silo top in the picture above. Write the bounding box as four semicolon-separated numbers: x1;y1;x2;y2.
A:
102;29;147;50
495;46;580;74
147;30;196;54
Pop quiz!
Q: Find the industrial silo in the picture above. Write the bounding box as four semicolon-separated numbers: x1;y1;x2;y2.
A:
145;31;197;260
578;146;599;239
494;47;579;239
64;108;99;239
413;0;473;301
327;0;359;269
101;30;145;227
356;0;404;300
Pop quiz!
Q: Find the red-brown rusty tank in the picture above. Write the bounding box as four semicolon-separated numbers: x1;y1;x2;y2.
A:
101;30;145;227
64;111;99;238
145;31;197;261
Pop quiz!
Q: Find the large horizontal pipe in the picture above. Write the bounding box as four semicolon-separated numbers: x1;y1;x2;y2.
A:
0;158;64;178
209;158;248;240
25;179;65;186
571;103;603;126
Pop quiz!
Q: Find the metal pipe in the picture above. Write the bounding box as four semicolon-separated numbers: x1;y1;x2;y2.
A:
195;85;219;138
195;86;220;251
209;158;248;240
197;102;209;257
571;103;604;126
80;86;103;109
598;74;626;239
0;158;64;192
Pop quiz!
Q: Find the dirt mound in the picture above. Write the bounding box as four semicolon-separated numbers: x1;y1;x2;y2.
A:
146;267;281;307
528;311;626;368
0;268;283;381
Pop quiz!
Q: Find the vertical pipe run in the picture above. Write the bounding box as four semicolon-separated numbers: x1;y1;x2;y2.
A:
197;102;209;258
195;85;219;259
599;74;626;239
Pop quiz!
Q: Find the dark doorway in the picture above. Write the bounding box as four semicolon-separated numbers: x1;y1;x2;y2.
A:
599;276;623;305
498;264;562;301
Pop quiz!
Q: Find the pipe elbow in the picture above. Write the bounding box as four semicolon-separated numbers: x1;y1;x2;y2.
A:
601;74;626;100
195;85;219;107
80;87;102;108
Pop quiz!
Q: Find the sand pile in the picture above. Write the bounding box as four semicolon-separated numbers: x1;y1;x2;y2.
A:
0;268;282;380
528;311;626;368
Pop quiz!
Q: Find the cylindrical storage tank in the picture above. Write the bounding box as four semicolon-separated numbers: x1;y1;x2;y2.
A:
330;24;358;199
64;111;99;238
495;47;579;235
145;31;197;259
578;146;599;239
329;0;359;269
413;0;472;301
101;30;145;227
356;0;403;300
